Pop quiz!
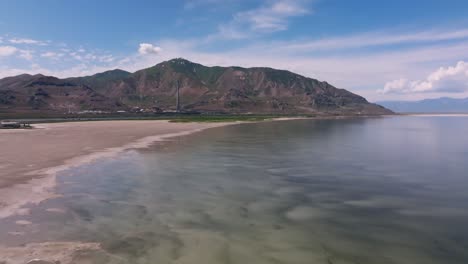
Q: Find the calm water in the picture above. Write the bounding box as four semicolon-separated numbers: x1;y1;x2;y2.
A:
2;116;468;263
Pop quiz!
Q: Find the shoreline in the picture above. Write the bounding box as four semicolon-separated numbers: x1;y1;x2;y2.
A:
0;115;387;220
400;113;468;117
0;120;241;220
0;115;388;263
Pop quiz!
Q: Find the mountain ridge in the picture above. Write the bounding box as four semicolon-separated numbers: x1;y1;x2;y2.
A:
1;58;392;115
377;97;468;113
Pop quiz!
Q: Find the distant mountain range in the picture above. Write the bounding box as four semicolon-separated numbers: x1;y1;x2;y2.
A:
0;58;391;115
377;97;468;113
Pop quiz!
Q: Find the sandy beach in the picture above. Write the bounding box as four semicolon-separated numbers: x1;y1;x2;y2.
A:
0;120;235;219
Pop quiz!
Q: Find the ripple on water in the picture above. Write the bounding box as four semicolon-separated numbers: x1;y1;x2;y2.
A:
2;117;468;263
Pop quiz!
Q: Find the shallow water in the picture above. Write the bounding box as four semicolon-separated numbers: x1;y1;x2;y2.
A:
2;116;468;263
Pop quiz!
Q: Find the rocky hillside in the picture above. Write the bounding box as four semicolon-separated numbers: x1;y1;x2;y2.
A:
0;74;123;113
1;58;392;115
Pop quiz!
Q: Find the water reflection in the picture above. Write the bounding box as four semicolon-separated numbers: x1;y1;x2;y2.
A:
1;116;468;263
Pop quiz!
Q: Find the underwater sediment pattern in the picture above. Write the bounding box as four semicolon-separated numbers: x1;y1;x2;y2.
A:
1;116;468;263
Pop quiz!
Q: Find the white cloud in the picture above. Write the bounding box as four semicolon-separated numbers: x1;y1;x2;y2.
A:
0;46;17;56
19;50;34;60
9;38;47;45
84;53;97;60
238;0;308;32
380;79;409;94
277;28;468;52
3;24;468;102
39;51;66;60
136;38;468;102
41;51;57;58
3;36;468;102
138;43;162;55
69;52;84;61
217;0;309;39
217;24;249;40
380;61;468;94
98;55;115;63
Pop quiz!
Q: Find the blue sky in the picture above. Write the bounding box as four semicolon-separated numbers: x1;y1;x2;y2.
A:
1;0;468;101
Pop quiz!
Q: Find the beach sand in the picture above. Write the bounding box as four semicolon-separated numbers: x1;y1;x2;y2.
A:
0;120;234;219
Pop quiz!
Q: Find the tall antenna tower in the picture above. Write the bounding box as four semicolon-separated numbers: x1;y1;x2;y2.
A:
176;80;180;112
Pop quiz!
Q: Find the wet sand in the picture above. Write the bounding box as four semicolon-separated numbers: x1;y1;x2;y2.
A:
0;242;103;264
0;120;235;219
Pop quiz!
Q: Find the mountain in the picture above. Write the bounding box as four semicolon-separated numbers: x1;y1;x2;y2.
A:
0;74;123;113
377;97;468;113
1;58;392;115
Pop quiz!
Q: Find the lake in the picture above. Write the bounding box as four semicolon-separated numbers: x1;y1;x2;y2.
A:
1;115;468;263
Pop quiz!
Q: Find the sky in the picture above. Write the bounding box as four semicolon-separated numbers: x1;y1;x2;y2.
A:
1;0;468;102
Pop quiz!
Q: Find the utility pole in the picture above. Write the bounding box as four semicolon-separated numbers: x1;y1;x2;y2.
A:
176;80;180;112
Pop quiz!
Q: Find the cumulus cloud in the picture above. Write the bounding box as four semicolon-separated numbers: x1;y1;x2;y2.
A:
0;46;17;56
138;43;162;55
380;61;468;94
